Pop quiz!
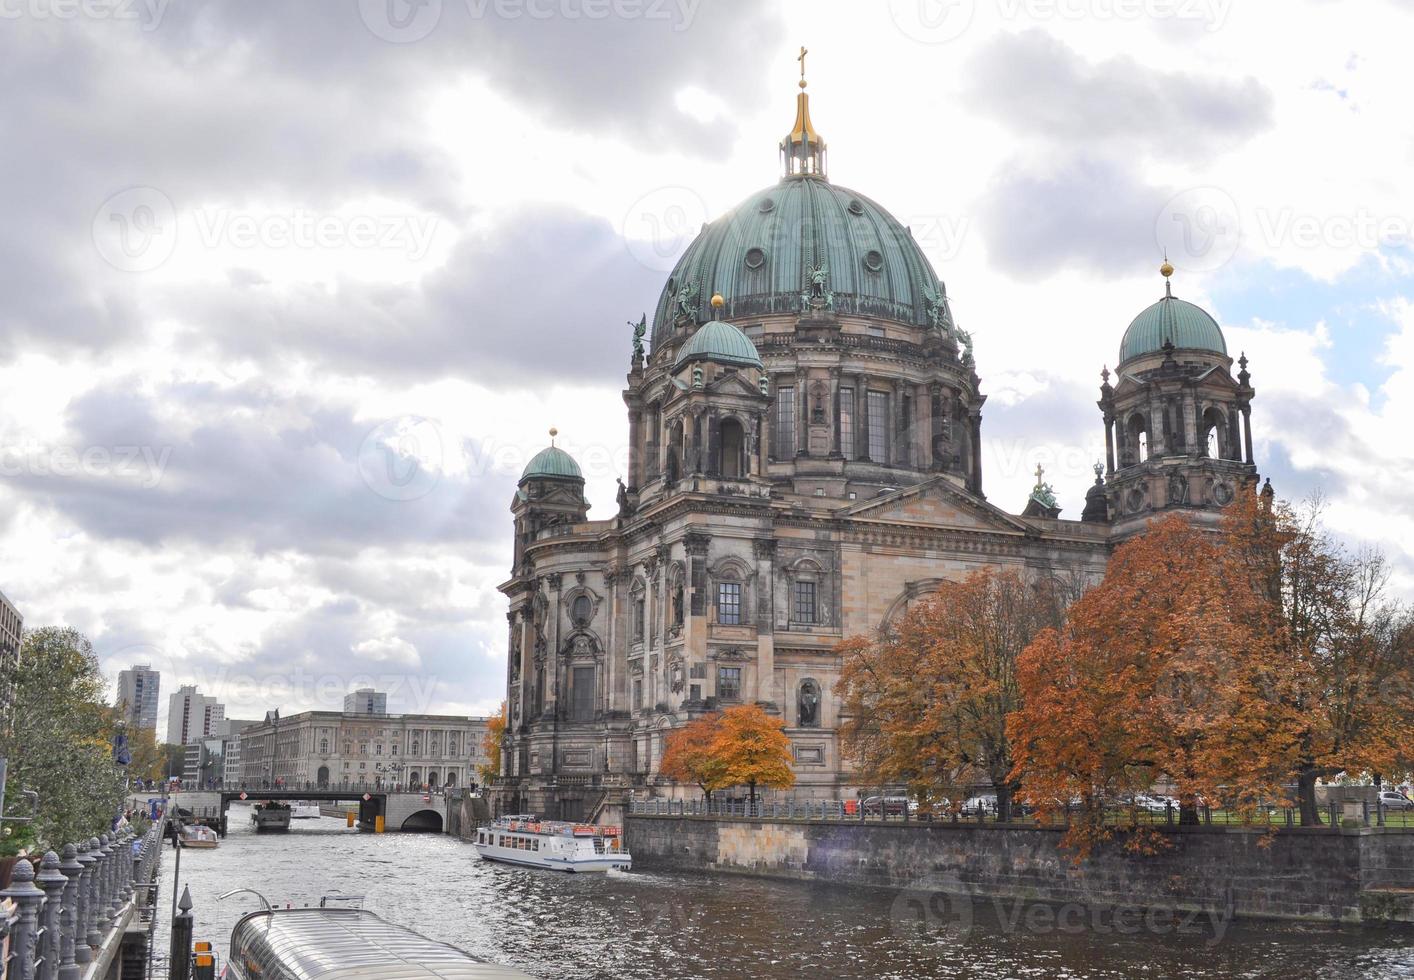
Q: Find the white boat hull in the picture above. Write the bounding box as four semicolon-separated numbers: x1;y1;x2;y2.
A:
472;841;631;873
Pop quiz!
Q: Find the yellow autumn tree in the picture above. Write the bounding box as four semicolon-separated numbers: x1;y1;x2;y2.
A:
659;713;728;800
478;701;507;786
709;703;794;804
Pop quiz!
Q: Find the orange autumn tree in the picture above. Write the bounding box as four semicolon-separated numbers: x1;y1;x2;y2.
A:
1220;491;1414;825
838;568;1066;821
1009;512;1296;851
710;704;794;804
660;712;729;800
478;701;507;785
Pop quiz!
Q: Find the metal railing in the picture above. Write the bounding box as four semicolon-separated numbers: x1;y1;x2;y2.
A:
0;817;165;980
629;797;1414;830
170;781;458;795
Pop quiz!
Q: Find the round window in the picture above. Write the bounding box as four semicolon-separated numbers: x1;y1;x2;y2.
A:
758;197;776;214
864;249;884;272
847;199;865;216
745;247;767;270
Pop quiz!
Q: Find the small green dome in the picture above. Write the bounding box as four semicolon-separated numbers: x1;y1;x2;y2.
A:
520;445;582;482
673;320;763;372
1119;292;1227;364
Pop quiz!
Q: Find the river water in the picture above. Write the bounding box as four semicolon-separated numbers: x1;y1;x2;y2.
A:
154;803;1411;980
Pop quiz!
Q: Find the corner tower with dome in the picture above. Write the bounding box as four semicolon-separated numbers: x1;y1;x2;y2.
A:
493;64;1262;821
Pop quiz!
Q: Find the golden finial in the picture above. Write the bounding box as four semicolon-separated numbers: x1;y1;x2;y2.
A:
1160;259;1174;279
549;427;558;447
710;293;725;309
798;45;808;89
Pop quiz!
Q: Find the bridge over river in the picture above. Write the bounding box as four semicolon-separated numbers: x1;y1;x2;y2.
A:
154;785;455;835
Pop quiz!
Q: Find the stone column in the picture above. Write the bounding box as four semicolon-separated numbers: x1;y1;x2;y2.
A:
855;374;870;460
1241;404;1254;464
545;576;562;720
795;370;808;456
627;407;642;489
1103;413;1116;475
829;369;842;457
969;413;984;495
752;539;777;704
913;383;930;471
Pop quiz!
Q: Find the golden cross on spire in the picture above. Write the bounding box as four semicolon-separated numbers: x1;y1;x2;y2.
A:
797;45;809;88
1034;463;1045;486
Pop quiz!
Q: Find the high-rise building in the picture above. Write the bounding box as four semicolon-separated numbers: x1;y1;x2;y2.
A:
165;684;226;745
116;664;161;732
0;589;23;719
343;688;387;715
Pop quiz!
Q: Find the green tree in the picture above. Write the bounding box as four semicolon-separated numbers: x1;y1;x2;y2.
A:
0;627;125;848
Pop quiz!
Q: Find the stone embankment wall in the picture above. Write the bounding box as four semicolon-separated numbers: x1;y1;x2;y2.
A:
627;815;1414;924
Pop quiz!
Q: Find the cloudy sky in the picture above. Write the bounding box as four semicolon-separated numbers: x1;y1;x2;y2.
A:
4;0;1412;730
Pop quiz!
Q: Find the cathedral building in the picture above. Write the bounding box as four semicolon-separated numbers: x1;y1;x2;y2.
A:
494;66;1261;821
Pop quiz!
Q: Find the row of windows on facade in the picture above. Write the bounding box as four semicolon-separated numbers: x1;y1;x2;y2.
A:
631;580;818;636
631;665;743;709
771;386;949;460
317;738;469;756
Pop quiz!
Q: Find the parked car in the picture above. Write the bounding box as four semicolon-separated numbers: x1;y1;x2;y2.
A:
860;796;914;816
1378;791;1414;811
960;795;997;817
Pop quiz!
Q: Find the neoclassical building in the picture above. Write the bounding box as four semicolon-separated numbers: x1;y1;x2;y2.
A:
494;70;1261;820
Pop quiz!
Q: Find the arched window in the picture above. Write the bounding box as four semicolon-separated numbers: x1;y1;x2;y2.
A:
1126;413;1149;465
719;418;745;479
571;594;592;626
1201;406;1226;459
319;739;328;755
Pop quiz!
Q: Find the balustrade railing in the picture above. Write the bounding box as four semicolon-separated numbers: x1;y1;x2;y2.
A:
628;796;1414;830
0;818;165;980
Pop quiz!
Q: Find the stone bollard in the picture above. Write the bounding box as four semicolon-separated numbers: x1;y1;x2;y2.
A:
3;857;45;980
84;837;104;949
96;834;114;927
169;886;195;980
58;843;87;977
36;851;67;980
105;833;123;923
75;841;97;953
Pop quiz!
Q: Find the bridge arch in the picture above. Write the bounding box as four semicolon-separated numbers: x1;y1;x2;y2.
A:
400;809;443;833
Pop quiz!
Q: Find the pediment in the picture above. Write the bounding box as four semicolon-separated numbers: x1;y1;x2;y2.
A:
842;478;1030;533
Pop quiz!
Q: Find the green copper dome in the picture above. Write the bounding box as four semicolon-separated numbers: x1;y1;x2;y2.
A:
651;177;950;346
1119;289;1227;364
520;445;582;482
672;320;763;371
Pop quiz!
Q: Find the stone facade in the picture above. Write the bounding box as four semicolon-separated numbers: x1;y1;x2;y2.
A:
237;709;491;790
494;81;1262;821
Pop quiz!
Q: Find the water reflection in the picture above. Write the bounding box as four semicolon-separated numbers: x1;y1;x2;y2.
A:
155;803;1411;979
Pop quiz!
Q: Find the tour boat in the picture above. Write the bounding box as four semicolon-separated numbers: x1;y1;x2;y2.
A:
180;825;219;849
290;803;322;820
225;905;534;980
250;801;292;833
472;815;631;872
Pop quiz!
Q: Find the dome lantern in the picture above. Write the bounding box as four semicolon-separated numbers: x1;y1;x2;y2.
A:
780;46;827;179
